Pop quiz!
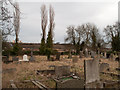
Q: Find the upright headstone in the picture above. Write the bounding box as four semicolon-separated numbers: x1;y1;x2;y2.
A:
104;52;106;58
91;51;96;58
85;48;88;58
79;51;84;58
84;57;100;84
109;53;115;61
29;50;35;61
56;52;61;60
23;55;29;61
55;66;71;78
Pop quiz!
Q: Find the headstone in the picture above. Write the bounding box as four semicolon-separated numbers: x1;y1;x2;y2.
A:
12;56;19;61
72;57;78;63
56;52;61;60
56;79;84;88
85;48;88;58
99;63;109;72
29;50;35;61
109;53;115;61
79;51;84;58
23;55;29;61
104;52;107;58
84;57;100;84
91;51;96;58
55;66;71;78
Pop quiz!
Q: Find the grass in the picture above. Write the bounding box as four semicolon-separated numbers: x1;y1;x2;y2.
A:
2;55;119;88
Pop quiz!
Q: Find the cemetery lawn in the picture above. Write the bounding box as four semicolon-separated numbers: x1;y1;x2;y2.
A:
2;55;119;88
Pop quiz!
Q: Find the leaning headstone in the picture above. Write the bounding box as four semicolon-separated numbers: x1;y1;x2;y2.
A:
99;63;109;72
56;79;84;88
84;57;100;84
55;66;71;78
56;52;61;60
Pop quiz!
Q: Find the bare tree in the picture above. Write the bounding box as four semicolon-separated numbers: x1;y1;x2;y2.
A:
40;4;47;43
1;0;14;42
104;22;120;51
65;25;76;45
46;5;55;48
14;1;20;44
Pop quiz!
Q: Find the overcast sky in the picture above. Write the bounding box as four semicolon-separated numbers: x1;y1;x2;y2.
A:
9;1;119;43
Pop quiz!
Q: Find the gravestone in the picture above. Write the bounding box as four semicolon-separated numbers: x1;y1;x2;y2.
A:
91;51;96;58
79;51;84;58
99;63;109;72
12;56;19;61
84;57;100;84
56;79;84;88
56;52;61;60
29;50;35;61
109;53;115;61
22;55;29;61
55;66;71;78
72;57;78;63
85;48;88;58
104;52;107;58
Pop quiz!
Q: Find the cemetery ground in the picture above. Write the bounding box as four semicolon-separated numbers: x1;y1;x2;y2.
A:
2;55;120;88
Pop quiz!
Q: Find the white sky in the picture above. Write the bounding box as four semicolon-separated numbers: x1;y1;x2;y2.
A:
8;0;119;43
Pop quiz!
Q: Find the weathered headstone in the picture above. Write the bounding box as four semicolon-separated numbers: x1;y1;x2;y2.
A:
99;63;109;72
55;66;71;77
109;53;115;61
104;52;107;58
29;50;35;61
84;57;100;84
91;51;96;58
56;52;61;60
85;48;88;58
56;79;84;88
79;51;84;58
